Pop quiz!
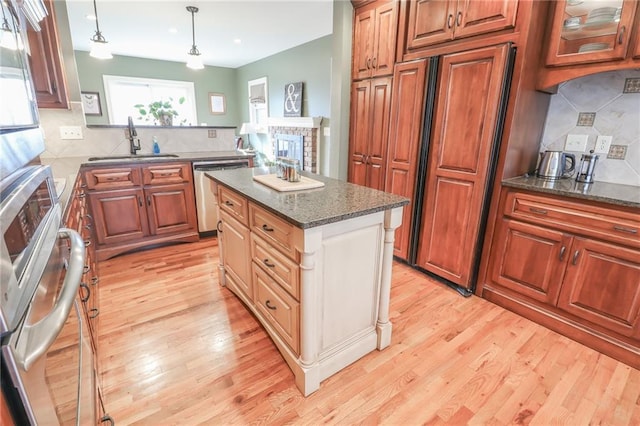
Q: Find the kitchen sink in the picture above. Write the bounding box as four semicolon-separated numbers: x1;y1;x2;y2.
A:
88;154;180;161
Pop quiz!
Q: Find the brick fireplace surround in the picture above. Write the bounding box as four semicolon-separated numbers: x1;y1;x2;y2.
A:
267;117;323;174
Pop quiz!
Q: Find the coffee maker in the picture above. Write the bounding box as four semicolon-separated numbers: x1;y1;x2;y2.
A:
576;151;599;183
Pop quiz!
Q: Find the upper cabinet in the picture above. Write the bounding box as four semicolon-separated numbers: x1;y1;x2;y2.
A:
405;0;518;51
352;1;398;80
26;0;68;109
545;0;639;66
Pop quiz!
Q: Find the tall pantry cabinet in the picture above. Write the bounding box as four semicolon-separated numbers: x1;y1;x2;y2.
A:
348;0;398;191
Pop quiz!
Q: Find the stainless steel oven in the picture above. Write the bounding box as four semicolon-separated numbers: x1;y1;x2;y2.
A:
1;164;93;425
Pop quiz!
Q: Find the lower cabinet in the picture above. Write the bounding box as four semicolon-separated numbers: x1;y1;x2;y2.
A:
485;188;640;368
215;183;403;396
83;162;199;260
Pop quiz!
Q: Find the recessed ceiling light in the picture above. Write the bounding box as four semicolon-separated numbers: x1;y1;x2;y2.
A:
169;27;178;34
234;38;242;44
85;13;96;21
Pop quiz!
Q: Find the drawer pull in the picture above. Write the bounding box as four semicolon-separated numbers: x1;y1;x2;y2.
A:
618;25;625;45
78;192;86;199
262;224;274;232
559;246;566;261
159;173;172;177
83;264;91;274
265;300;277;310
91;276;99;285
216;220;223;233
456;11;462;27
447;13;453;29
263;259;275;268
138;196;143;207
572;250;580;265
147;195;151;206
613;225;637;234
528;207;548;215
80;283;90;303
106;177;118;181
89;308;99;319
224;200;234;207
84;239;91;247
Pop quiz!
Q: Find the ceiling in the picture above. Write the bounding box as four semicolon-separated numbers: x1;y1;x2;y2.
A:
64;0;334;69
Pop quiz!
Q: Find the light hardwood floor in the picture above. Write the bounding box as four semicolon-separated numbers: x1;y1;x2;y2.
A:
97;237;640;425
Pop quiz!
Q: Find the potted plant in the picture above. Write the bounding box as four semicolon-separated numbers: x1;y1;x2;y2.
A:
134;97;186;126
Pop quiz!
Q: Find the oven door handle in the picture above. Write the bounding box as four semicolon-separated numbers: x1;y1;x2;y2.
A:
15;228;86;371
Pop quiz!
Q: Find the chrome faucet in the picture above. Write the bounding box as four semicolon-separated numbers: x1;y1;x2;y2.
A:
128;116;141;155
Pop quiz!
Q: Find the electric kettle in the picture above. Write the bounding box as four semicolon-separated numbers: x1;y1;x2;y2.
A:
537;151;576;180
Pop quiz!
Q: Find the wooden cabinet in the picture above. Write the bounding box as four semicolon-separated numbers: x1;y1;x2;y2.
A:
348;77;392;190
415;44;511;289
83;162;198;260
214;183;403;395
485;188;640;368
545;0;638;66
352;0;397;80
385;59;429;260
26;0;68;109
405;0;518;51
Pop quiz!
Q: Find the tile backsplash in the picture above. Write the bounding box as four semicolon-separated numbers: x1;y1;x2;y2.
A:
539;70;640;187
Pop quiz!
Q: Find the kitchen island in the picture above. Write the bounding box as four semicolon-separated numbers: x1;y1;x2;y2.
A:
207;167;408;395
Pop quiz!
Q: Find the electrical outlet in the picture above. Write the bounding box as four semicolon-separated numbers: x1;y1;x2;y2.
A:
594;135;612;154
207;129;217;138
564;134;588;151
59;126;83;140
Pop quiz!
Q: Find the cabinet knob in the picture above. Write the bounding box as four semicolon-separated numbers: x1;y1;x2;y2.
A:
265;300;277;310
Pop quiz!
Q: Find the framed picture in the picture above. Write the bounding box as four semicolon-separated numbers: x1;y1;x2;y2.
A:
283;82;302;117
209;93;226;115
81;91;102;116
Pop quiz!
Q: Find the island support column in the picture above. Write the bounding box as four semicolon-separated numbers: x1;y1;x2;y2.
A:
377;206;404;349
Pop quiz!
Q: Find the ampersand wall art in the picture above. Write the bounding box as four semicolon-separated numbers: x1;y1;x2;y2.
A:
284;82;303;117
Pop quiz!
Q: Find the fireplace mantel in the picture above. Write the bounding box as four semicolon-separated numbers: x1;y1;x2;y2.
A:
267;116;323;129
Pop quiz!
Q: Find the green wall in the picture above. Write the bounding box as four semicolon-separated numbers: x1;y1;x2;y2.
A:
75;51;239;126
235;35;333;124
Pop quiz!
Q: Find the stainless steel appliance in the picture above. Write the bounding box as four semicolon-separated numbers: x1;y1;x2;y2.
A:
193;158;251;234
536;150;576;180
1;165;92;425
576;151;599;183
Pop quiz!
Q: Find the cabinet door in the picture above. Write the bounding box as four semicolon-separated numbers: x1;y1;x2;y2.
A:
348;80;371;187
416;44;510;288
220;210;252;301
89;188;148;245
545;0;638;66
145;183;197;236
491;219;570;305
371;2;397;77
353;8;375;80
25;0;68;109
454;0;518;40
558;238;640;339
385;59;428;260
366;77;393;190
406;0;456;50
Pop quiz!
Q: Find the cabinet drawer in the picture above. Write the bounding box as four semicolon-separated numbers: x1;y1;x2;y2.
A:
84;167;141;190
249;203;297;259
218;186;249;226
251;233;300;300
142;162;191;185
505;192;640;248
253;265;300;355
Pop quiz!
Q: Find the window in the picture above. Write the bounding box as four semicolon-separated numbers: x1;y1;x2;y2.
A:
248;77;268;129
102;75;197;125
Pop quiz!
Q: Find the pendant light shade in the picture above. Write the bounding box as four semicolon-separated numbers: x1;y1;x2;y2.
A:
89;0;112;59
186;6;203;70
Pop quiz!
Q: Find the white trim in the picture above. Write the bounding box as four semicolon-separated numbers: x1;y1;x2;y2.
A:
267;116;323;129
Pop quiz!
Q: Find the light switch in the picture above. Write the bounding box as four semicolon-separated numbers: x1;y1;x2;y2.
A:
564;134;588;152
59;126;83;140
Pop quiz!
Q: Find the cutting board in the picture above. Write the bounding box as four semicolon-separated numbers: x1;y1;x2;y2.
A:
253;174;325;192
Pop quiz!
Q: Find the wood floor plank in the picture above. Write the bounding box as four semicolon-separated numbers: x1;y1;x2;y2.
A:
97;238;640;425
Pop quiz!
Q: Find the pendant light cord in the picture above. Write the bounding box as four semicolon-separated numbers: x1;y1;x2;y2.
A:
186;6;199;55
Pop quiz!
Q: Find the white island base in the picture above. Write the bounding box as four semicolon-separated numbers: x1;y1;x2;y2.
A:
216;189;403;396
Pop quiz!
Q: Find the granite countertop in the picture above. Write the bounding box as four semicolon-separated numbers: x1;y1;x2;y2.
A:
503;175;640;208
207;167;409;229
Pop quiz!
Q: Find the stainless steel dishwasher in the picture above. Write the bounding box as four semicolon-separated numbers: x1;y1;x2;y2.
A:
193;159;251;234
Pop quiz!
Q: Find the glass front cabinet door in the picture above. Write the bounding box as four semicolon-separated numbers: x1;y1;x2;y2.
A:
546;0;638;66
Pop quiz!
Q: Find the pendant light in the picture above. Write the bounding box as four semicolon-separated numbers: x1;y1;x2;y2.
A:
89;0;112;59
186;6;204;70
